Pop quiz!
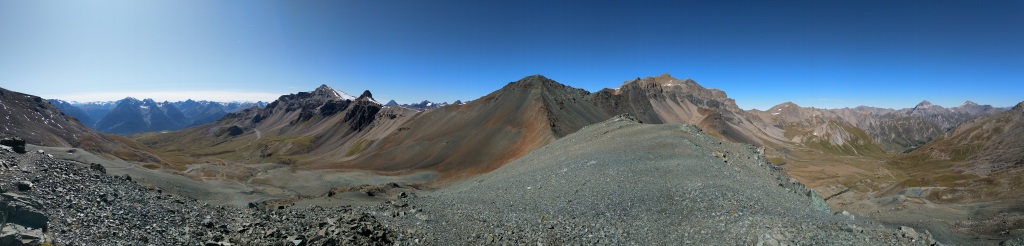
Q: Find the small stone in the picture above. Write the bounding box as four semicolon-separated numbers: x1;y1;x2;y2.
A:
899;226;919;239
17;180;33;191
203;216;214;228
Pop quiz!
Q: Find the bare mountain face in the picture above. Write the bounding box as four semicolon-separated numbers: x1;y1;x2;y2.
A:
0;87;170;164
137;85;417;168
588;74;779;146
344;75;610;179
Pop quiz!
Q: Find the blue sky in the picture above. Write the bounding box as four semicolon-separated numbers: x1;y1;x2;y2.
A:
0;0;1021;109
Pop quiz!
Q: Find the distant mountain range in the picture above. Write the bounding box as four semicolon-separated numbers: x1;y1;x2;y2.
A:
49;98;267;135
746;99;1004;157
0;87;175;164
384;99;463;111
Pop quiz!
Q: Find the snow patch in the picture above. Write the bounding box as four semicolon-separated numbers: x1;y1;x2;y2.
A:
332;89;356;101
365;97;381;105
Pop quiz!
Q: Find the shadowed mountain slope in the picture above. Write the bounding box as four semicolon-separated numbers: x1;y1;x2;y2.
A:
0;87;173;164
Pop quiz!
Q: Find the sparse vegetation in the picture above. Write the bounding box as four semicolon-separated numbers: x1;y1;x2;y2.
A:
346;139;370;157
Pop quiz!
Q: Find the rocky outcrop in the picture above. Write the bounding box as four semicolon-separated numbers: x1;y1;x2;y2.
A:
587;74;772;146
0;138;26;154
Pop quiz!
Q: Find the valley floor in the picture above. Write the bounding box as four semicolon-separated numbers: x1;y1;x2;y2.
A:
777;145;1024;245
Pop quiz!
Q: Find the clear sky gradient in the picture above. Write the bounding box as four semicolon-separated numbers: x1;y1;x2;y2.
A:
1;0;1021;109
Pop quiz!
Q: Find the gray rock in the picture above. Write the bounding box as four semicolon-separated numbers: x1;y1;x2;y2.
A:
0;138;26;154
899;226;919;239
807;190;830;214
15;181;32;191
89;163;106;174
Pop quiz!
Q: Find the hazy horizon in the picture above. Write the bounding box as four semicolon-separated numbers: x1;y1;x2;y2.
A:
2;0;1021;110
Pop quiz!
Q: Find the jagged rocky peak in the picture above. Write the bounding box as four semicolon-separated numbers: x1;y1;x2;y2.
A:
1014;101;1024;111
914;100;935;109
961;100;979;107
623;74;726;98
358;90;373;100
649;73;696;86
312;84;356;101
120;97;141;104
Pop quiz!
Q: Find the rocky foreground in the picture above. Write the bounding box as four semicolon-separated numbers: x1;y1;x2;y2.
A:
0;115;950;245
0;149;394;245
373;115;941;245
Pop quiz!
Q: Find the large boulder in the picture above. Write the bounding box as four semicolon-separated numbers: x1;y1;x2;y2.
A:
0;201;49;231
0;138;26;154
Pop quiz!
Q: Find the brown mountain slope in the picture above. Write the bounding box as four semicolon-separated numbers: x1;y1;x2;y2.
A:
0;87;172;165
340;75;610;180
816;102;1024;243
587;74;780;146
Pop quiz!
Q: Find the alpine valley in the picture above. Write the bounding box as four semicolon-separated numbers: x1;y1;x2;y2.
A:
1;74;1021;245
